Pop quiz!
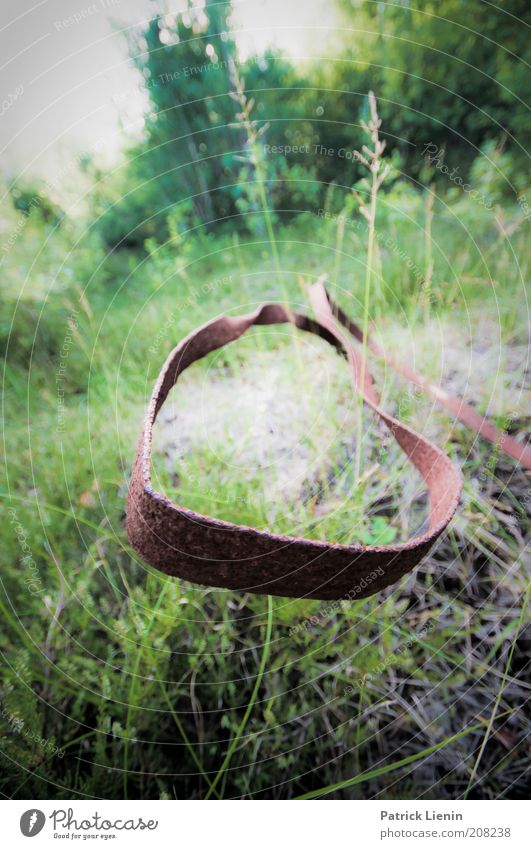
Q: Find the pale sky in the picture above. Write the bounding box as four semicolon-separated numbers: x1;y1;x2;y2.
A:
0;0;343;184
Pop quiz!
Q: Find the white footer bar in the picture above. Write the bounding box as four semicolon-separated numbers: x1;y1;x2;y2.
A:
2;799;526;848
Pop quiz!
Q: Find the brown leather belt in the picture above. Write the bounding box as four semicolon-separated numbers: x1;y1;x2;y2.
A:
127;283;529;601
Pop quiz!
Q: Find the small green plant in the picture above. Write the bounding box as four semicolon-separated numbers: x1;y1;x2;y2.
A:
360;516;398;546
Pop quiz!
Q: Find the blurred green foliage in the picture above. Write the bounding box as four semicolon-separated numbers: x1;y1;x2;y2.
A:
89;0;529;250
335;0;530;169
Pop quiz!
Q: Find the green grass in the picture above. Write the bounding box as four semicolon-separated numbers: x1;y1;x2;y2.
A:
1;193;529;799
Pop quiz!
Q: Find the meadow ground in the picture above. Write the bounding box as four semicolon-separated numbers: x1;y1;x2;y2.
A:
1;196;530;799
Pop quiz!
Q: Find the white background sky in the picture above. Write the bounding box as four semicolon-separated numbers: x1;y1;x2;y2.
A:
0;0;344;183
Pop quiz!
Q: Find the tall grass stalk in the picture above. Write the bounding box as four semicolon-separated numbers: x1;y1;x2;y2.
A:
463;584;530;799
423;182;435;321
123;580;170;797
229;64;313;417
296;714;515;800
204;594;273;799
229;66;281;285
352;92;390;480
333;211;346;284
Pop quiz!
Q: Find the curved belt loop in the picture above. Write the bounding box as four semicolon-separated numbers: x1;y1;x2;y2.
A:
126;286;469;600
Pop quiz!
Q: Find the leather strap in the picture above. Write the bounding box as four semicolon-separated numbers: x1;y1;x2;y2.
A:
316;285;531;471
126;284;478;600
